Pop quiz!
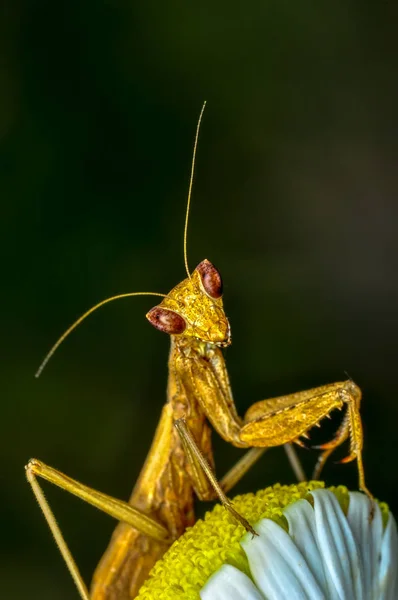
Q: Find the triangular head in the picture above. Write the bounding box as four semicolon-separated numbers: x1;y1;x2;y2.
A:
146;259;231;347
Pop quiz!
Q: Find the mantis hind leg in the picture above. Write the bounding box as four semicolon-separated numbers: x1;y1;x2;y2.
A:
25;459;171;600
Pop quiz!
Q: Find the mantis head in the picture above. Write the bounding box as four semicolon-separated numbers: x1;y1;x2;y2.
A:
146;259;231;347
34;104;231;379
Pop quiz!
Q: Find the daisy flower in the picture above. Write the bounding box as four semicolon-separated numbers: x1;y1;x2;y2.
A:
136;482;397;600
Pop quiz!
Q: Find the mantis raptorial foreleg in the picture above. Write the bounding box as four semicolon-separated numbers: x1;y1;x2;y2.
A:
312;410;350;480
177;343;369;499
240;379;371;499
175;346;305;481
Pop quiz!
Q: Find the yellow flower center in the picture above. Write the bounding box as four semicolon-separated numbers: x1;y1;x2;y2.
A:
137;481;332;599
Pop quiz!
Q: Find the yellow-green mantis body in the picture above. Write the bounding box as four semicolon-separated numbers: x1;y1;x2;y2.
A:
26;103;371;600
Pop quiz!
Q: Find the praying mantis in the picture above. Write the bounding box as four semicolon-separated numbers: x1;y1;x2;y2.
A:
26;103;372;600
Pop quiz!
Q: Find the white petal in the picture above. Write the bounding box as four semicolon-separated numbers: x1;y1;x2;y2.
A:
378;512;398;600
241;517;325;600
347;492;383;600
284;498;332;596
311;489;364;600
200;564;265;600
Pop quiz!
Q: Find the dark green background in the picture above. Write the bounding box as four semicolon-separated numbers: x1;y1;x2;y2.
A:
2;2;398;598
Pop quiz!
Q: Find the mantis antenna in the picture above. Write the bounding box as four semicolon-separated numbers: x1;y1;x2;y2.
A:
183;101;207;278
35;292;167;378
36;104;206;377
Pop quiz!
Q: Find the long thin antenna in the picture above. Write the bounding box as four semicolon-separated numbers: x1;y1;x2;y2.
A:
183;101;207;278
35;292;166;378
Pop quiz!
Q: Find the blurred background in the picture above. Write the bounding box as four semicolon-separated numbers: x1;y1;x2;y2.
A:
2;1;398;598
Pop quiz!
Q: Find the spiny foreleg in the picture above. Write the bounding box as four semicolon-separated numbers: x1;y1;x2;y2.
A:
240;380;372;501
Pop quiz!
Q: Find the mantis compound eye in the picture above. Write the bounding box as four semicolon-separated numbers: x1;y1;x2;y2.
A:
196;259;223;299
146;306;186;335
